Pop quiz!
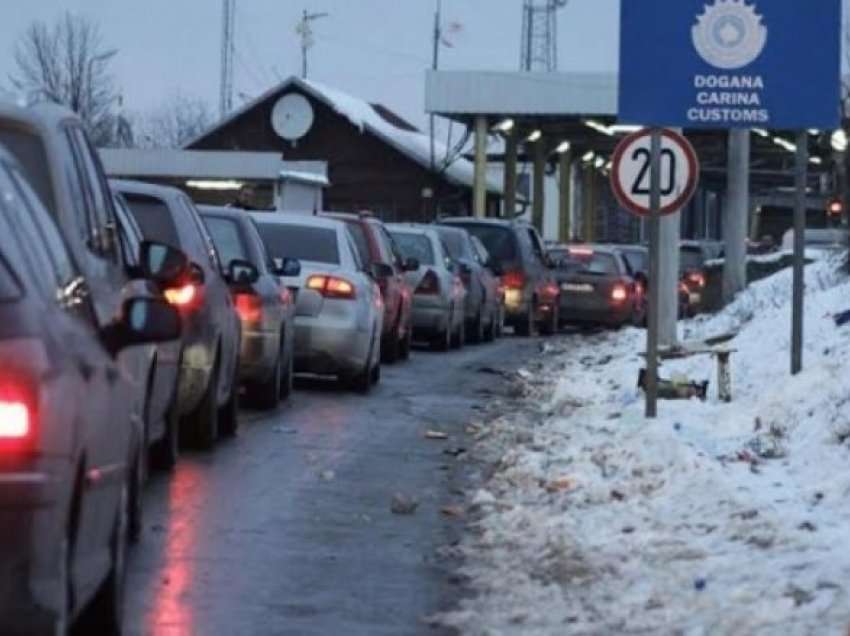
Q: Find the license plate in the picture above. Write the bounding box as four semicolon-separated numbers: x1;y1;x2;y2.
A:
562;283;594;293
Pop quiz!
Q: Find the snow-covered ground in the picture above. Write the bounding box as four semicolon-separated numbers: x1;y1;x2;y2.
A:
439;252;850;635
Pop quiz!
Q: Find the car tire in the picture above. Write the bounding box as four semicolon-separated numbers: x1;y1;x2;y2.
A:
515;302;536;337
219;362;240;438
184;357;220;450
371;359;381;385
431;313;451;352
468;311;485;344
76;479;128;635
539;303;559;336
247;349;281;411
150;399;180;471
381;326;401;364
451;315;466;349
280;345;294;401
399;323;412;360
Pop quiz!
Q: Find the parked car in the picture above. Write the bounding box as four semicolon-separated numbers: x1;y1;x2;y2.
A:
551;245;646;327
251;213;383;392
199;206;298;410
387;224;467;351
469;234;505;338
616;244;691;319
679;241;712;314
113;180;242;449
322;211;415;362
433;224;502;342
439;218;560;336
0;128;181;632
111;189;185;471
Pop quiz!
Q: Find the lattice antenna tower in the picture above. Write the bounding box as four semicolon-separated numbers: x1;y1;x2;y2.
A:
220;0;236;117
520;0;568;72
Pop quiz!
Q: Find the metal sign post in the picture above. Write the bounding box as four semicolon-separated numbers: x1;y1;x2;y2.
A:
646;129;662;417
791;131;808;375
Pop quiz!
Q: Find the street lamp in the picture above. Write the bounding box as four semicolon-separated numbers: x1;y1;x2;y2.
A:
831;129;848;153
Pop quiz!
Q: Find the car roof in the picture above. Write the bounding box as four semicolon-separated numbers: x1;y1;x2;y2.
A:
386;223;439;237
439;216;530;229
249;211;343;231
110;178;187;203
197;205;249;220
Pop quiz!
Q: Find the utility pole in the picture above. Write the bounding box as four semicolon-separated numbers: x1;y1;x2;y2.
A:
429;0;441;177
723;129;750;304
297;10;329;79
220;0;235;118
520;0;567;72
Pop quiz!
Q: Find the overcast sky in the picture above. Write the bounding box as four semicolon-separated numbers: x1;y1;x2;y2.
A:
0;0;620;128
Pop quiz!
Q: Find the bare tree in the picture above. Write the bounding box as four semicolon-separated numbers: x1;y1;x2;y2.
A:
135;95;214;149
9;12;119;145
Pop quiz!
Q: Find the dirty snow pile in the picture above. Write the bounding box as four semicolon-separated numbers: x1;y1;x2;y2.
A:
440;252;850;635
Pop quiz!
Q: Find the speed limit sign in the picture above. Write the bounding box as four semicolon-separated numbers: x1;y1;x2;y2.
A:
610;128;699;217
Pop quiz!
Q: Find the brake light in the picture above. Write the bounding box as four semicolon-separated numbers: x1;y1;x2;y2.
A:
306;275;356;299
687;272;706;288
502;271;525;290
611;283;629;303
0;401;29;439
415;270;440;295
164;283;197;307
569;247;594;257
234;292;263;323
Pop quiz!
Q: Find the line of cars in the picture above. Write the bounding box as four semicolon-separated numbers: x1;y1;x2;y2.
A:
0;103;571;634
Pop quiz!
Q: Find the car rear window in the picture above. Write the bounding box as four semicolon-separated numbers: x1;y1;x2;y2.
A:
390;232;434;266
621;249;648;274
203;216;251;267
0;127;55;213
451;224;518;267
256;222;340;265
680;246;704;271
435;228;470;261
123;193;181;248
559;252;619;276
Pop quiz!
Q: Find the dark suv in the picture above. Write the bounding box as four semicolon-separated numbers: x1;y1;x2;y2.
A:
322;212;415;362
0;110;183;632
113;180;242;450
439;218;560;336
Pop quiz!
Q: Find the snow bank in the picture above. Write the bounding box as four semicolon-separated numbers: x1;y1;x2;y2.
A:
439;253;850;635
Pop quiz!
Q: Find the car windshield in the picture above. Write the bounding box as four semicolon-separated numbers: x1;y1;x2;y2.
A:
680;246;705;271
452;224;518;268
0;127;55;213
123;193;181;248
203;216;252;268
558;252;618;276
436;228;470;261
390;232;434;265
256;222;340;265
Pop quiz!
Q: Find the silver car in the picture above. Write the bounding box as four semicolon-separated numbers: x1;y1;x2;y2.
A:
387;224;467;351
251;213;384;393
433;225;502;343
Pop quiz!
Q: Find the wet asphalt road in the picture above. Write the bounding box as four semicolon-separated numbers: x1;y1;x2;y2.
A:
124;336;541;636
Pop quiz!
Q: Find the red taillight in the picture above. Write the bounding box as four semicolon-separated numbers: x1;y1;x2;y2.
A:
307;275;356;299
234;292;263;323
502;271;525;290
611;283;629;303
415;270;440;295
687;272;706;288
0;401;29;439
164;283;197;307
679;281;690;294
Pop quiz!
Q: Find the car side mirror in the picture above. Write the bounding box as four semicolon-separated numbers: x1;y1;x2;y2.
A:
102;297;182;356
227;259;259;286
274;257;301;277
371;262;394;279
402;257;420;272
488;260;504;276
139;241;189;285
459;261;473;276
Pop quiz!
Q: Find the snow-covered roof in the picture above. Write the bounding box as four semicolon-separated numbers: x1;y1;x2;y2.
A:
184;76;502;194
280;169;330;187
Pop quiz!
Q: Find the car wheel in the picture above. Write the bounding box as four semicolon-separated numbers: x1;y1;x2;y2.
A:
371;359;381;385
431;312;451;352
184;357;220;450
468;311;485;344
246;349;281;411
280;345;294;401
451;315;466;349
128;443;144;544
540;303;559;336
150;399;180;471
399;323;412;360
515;301;536;337
495;307;505;338
77;480;128;634
381;314;402;364
219;361;240;437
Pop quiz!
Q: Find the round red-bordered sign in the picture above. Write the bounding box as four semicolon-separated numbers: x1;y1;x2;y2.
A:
610;128;699;217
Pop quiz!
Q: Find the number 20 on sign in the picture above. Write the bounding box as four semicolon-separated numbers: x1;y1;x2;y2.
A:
610;128;700;217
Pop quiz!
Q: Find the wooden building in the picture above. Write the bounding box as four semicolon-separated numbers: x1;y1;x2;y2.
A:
185;76;502;221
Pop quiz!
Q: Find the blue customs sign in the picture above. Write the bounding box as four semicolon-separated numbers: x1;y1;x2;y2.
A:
618;0;842;130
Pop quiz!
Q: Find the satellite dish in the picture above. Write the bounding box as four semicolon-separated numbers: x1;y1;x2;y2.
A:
271;93;314;142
